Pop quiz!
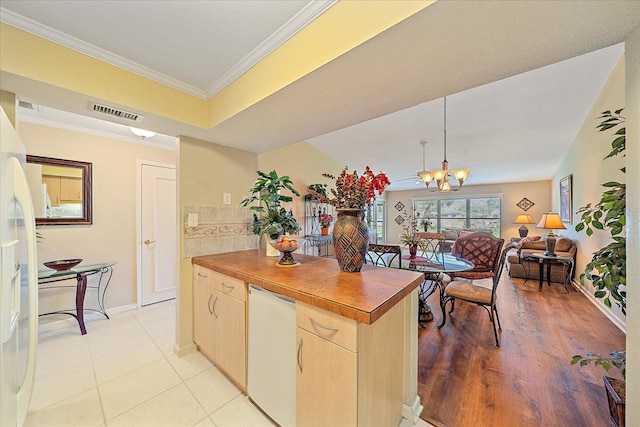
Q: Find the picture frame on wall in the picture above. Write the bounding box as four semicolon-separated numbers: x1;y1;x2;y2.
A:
560;175;572;223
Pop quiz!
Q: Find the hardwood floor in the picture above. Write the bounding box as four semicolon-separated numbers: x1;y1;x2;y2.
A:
417;273;626;427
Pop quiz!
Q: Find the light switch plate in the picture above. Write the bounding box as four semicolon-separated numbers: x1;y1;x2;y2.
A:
223;193;231;205
188;213;198;227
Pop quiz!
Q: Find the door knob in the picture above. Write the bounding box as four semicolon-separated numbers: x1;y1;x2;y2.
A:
144;240;156;245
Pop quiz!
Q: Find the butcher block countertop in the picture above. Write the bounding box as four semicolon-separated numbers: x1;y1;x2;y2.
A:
192;250;423;325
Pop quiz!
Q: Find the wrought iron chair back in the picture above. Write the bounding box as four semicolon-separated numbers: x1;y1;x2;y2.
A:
366;243;402;268
450;232;504;280
415;232;445;260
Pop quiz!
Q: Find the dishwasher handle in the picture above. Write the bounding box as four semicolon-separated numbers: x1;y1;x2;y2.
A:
249;284;295;304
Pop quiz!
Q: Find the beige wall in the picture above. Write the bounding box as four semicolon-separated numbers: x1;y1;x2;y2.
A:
176;136;257;353
19;121;176;315
384;180;551;244
553;57;626;327
257;140;344;220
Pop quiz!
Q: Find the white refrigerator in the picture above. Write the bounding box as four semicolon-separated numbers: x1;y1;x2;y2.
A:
0;107;38;426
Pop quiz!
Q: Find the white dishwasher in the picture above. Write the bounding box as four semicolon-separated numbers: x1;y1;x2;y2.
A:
248;284;296;427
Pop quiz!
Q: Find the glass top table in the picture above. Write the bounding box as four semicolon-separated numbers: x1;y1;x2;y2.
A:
38;261;115;334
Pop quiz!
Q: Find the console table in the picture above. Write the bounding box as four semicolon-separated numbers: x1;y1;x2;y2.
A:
524;253;574;292
38;262;115;334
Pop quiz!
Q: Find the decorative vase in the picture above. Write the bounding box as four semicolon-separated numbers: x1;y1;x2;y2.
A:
321;227;329;236
333;209;369;272
409;244;418;259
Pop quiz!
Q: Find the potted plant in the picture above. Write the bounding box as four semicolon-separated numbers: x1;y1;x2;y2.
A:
571;109;626;427
305;183;328;200
318;212;333;235
399;207;425;259
240;170;301;254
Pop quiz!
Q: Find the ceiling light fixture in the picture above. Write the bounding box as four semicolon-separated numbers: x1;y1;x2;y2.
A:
417;97;470;192
129;127;156;139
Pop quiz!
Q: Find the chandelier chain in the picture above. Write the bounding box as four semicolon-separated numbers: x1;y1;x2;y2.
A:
443;96;447;161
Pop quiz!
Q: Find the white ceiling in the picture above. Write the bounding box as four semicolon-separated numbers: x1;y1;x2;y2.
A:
1;1;638;191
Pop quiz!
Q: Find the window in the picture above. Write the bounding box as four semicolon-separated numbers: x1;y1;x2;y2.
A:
414;196;501;236
366;200;386;243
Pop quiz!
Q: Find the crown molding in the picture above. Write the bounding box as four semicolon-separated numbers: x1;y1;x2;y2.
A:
205;0;337;98
1;1;337;101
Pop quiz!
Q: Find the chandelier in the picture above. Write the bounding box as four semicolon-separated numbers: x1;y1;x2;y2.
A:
416;97;470;192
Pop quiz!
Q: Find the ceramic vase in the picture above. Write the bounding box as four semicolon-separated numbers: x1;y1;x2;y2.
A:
321;227;329;236
333;208;369;272
265;235;280;257
409;244;418;259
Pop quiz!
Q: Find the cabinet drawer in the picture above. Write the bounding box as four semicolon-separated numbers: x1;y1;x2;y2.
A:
193;265;215;287
215;273;246;302
296;302;357;352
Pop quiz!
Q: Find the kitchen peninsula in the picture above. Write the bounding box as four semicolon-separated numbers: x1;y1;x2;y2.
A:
192;249;425;426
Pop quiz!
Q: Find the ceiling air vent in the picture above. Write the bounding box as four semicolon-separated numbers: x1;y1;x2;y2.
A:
18;100;38;110
88;101;144;122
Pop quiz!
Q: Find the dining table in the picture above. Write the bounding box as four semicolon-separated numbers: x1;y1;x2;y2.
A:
393;251;474;327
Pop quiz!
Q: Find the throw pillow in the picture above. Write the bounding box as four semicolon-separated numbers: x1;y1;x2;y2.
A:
515;235;541;249
555;237;573;252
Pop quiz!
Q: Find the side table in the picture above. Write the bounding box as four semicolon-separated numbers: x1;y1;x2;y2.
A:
524;253;574;292
38;262;115;334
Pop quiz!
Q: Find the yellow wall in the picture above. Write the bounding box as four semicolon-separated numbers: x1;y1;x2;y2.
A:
553;57;626;327
19;121;176;316
0;90;16;126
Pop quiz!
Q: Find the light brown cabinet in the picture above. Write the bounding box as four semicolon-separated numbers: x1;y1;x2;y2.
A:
295;301;404;426
42;175;61;206
192;265;246;390
60;176;83;201
42;175;83;206
193;265;215;360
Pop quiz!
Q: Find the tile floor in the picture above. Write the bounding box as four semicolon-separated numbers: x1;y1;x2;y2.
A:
26;300;432;426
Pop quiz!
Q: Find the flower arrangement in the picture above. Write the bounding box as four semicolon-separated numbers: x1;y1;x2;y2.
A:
318;212;334;228
399;207;425;248
310;166;391;209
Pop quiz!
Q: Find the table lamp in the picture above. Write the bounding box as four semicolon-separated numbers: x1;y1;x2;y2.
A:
514;214;535;237
536;212;566;256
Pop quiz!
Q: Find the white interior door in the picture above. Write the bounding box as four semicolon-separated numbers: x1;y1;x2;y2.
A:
140;163;176;306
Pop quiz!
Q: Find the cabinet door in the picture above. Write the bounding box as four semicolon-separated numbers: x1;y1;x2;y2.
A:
214;289;246;388
60;176;82;201
42;175;61;206
296;327;357;426
193;279;215;360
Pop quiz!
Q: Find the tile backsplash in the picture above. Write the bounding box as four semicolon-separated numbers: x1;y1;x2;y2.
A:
183;206;259;258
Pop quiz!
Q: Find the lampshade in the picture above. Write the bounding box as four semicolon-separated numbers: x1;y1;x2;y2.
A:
514;214;534;224
536;212;566;256
536;213;566;230
129;127;156;139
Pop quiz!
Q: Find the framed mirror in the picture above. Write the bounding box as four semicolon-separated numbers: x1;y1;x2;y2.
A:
26;155;93;225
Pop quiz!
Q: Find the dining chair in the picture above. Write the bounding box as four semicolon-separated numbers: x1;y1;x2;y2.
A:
365;243;402;268
438;232;506;346
415;232;446;259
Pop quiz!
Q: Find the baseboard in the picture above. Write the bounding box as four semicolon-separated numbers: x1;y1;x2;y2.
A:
37;303;138;333
572;280;626;334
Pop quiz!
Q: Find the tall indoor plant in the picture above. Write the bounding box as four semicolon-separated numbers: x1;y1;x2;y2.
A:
240;170;301;254
571;109;626;427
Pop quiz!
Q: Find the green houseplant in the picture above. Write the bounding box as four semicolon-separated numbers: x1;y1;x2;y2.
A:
571;109;626;427
240;170;301;240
